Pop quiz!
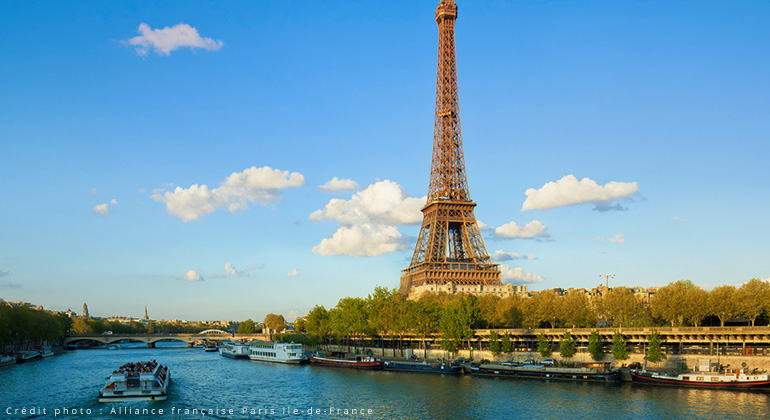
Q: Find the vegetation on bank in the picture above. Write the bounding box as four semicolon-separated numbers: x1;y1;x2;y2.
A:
281;279;770;356
0;300;71;347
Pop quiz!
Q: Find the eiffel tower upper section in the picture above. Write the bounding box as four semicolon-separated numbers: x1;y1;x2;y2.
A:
400;0;502;295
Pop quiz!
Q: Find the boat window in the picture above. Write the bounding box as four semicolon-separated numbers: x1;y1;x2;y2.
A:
682;376;689;380
711;377;719;382
696;377;704;381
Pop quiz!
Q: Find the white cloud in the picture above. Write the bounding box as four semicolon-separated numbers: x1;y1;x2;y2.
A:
500;265;544;283
224;262;239;276
126;22;223;57
317;177;360;193
490;250;536;262
153;166;305;222
92;198;118;216
91;188;98;195
92;203;109;215
183;269;203;282
592;234;626;244
0;270;9;277
310;180;423;227
310;180;423;257
312;223;407;257
522;175;639;211
672;216;687;223
286;269;301;277
494;220;550;239
477;220;492;231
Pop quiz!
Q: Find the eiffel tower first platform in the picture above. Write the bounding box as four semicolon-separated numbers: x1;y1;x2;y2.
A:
400;0;522;299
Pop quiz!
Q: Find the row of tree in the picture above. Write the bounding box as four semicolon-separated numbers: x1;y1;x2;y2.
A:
237;313;287;334
488;330;666;364
290;279;768;355
0;300;71;348
479;279;770;329
69;317;213;335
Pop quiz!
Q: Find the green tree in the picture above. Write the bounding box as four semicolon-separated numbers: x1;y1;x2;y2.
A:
488;331;501;355
600;287;643;327
735;279;770;326
237;319;256;334
559;331;576;359
525;290;562;328
562;292;596;328
331;297;369;350
439;294;479;355
498;295;523;328
293;318;306;333
587;330;604;361
500;332;513;354
651;280;699;327
305;305;330;348
410;298;440;358
263;313;286;333
611;331;629;362
707;285;738;326
71;317;94;334
537;333;552;357
646;331;666;364
477;294;503;328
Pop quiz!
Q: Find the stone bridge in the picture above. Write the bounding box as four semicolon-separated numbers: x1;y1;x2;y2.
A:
64;330;271;348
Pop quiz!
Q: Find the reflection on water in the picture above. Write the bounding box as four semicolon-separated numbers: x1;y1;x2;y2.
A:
1;348;768;419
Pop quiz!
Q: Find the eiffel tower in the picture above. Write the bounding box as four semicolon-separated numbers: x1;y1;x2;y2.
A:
400;0;504;297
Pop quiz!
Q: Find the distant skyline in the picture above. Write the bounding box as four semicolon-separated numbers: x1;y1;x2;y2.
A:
1;1;768;321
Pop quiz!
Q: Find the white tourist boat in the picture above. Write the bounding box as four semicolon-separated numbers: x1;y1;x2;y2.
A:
248;340;305;364
219;341;250;359
98;360;170;402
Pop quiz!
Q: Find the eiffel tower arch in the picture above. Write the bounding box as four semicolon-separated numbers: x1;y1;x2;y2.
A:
400;1;520;299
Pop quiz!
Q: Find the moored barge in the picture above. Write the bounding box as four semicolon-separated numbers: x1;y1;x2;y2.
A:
630;368;770;390
309;352;382;369
383;359;462;374
472;362;620;383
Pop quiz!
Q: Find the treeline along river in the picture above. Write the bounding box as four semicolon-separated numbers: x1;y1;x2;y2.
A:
1;345;769;419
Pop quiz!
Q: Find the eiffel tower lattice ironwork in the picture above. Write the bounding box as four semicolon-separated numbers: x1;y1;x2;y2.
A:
399;0;501;295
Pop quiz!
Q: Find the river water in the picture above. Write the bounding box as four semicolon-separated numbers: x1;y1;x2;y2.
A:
2;345;768;419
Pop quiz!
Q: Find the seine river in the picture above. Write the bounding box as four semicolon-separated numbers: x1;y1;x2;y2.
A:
2;345;769;419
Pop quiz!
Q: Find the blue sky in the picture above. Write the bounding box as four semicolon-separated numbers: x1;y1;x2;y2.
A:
1;0;768;321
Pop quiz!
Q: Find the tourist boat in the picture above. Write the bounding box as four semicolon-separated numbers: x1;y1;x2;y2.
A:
98;360;170;402
309;352;382;369
472;362;621;383
219;341;251;359
0;355;16;367
630;368;770;390
383;359;462;374
15;350;42;363
203;341;218;352
248;340;305;364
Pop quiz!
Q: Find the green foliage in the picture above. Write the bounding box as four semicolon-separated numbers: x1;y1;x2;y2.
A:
237;319;256;334
611;331;629;361
537;333;552;357
587;330;604;361
500;332;513;354
562;292;596;328
0;302;70;346
599;288;643;328
488;331;501;355
263;313;286;333
559;331;576;359
273;332;317;347
707;285;738;327
735;279;770;326
646;331;666;363
439;294;480;355
305;305;330;344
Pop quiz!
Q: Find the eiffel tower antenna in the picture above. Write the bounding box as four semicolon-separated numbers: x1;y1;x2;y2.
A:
400;0;503;297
